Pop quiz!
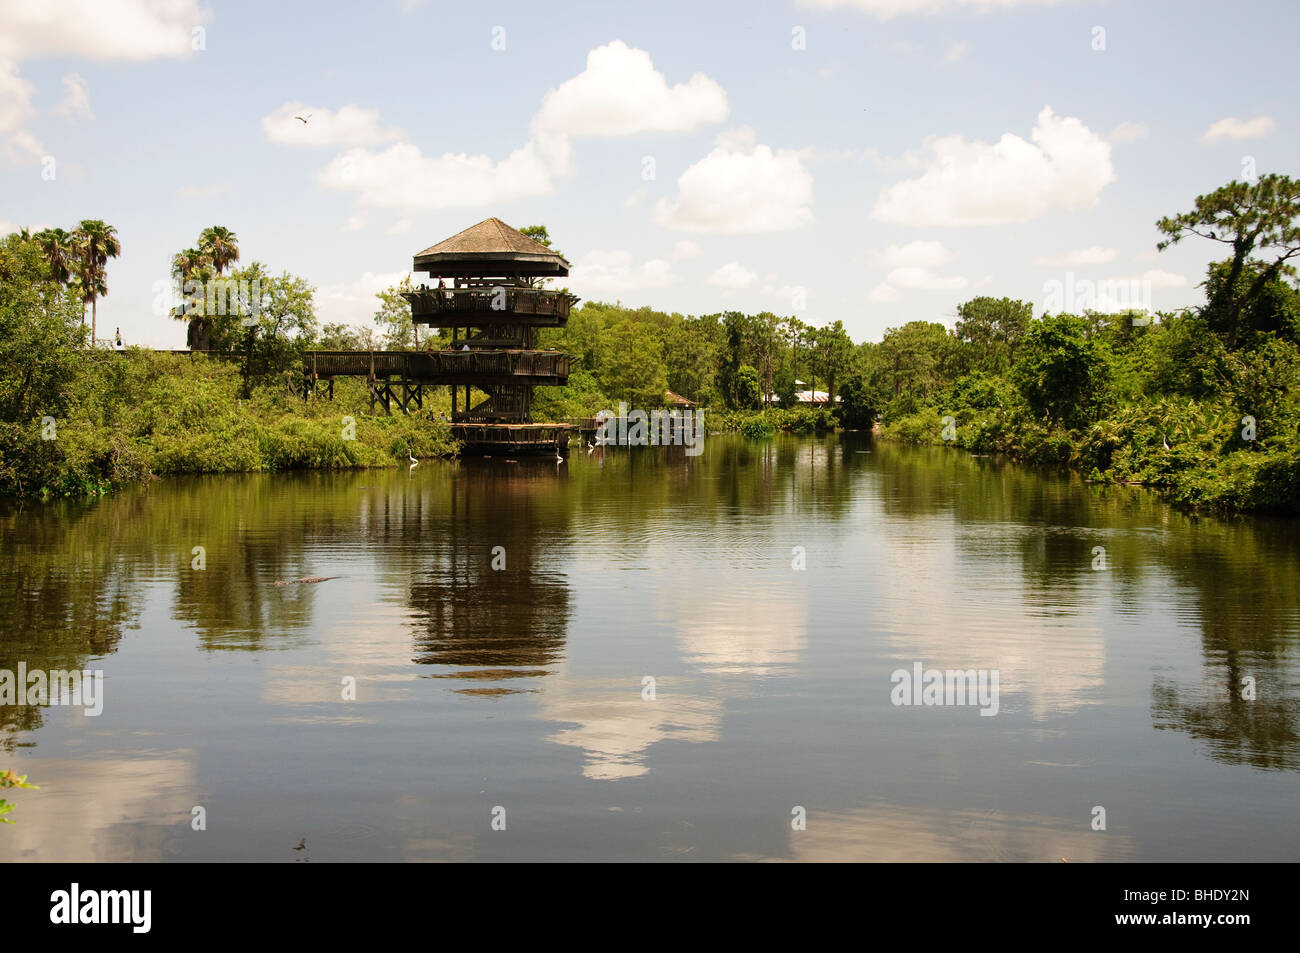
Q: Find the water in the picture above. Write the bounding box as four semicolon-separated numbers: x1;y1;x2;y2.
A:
1;434;1297;862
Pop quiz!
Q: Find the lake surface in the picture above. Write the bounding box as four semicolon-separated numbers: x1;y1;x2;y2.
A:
1;434;1298;862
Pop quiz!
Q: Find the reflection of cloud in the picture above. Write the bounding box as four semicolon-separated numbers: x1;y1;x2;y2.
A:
740;802;1135;862
540;678;721;780
673;590;807;677
0;754;195;861
876;525;1105;719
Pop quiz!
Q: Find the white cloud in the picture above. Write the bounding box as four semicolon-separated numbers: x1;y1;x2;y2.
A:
317;140;558;210
671;239;702;260
532;40;727;138
1109;121;1148;143
872;106;1114;226
53;71;92;120
262;102;404;147
1033;245;1118;266
341;212;368;232
871;239;953;269
315;270;415;325
0;56;38;160
0;0;205;61
386;218;412;234
304;41;727;213
0;219;17;234
569;250;677;293
1202;115;1275;143
870;241;967;300
799;0;1060;17
943;42;969;63
1131;269;1187;290
622;187;647;207
3;126;41;164
0;0;204;164
176;182;228;199
974;275;993;288
654;134;815;233
707;262;758;291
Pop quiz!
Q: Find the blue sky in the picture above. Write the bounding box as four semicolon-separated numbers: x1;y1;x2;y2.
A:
1;0;1295;347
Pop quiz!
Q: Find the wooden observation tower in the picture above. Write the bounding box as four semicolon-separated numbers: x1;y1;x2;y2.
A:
402;218;579;455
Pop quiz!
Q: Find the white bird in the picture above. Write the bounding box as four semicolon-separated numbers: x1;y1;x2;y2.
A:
409;448;418;468
1162;436;1170;450
586;440;594;453
555;447;565;464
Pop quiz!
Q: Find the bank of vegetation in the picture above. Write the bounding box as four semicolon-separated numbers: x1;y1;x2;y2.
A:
2;176;1297;510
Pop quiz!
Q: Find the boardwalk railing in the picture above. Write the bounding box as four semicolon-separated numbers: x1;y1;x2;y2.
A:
303;349;571;384
402;287;577;324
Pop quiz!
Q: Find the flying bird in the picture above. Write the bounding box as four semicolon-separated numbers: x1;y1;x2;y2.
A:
294;113;311;124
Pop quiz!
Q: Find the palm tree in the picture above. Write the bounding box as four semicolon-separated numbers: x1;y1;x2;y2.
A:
172;247;214;349
34;227;78;284
199;226;239;276
74;220;121;342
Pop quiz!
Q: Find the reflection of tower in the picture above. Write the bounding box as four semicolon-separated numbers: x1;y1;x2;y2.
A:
403;218;578;455
408;464;571;693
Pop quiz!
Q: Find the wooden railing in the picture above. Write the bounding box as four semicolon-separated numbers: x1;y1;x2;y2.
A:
303;349;571;383
402;287;578;323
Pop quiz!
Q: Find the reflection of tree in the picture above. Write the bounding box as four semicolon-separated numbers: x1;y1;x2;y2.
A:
0;500;140;749
1150;522;1300;770
1153;677;1299;770
405;464;571;694
167;474;353;650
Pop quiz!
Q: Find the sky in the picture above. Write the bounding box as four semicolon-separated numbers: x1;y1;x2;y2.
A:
0;0;1295;348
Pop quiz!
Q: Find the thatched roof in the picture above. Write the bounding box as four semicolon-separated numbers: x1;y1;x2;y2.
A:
413;217;570;278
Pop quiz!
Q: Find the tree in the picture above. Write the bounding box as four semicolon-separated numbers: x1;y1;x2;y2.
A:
0;233;86;495
955;296;1033;374
734;364;762;410
374;275;419;348
810;320;853;405
34;228;78;285
73;220;120;343
199;226;240;276
836;374;878;429
1012;314;1111;429
1157;174;1300;348
172;247;214;349
599;319;668;408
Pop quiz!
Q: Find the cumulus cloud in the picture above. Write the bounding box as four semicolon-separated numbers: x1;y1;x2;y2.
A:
799;0;1060;17
53;72;92;120
532;40;727;138
943;42;969;63
654;131;815;233
869;240;967;301
871;106;1114;226
1032;246;1118;266
317;140;558;210
1109;121;1148;143
0;0;204;164
671;239;702;260
871;239;954;269
315;270;416;325
0;0;204;61
262;102;404;147
568;250;677;293
706;262;758;291
301;40;726;212
1202;115;1275;143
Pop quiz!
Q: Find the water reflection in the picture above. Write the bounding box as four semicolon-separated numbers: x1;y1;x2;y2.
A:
0;436;1298;861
